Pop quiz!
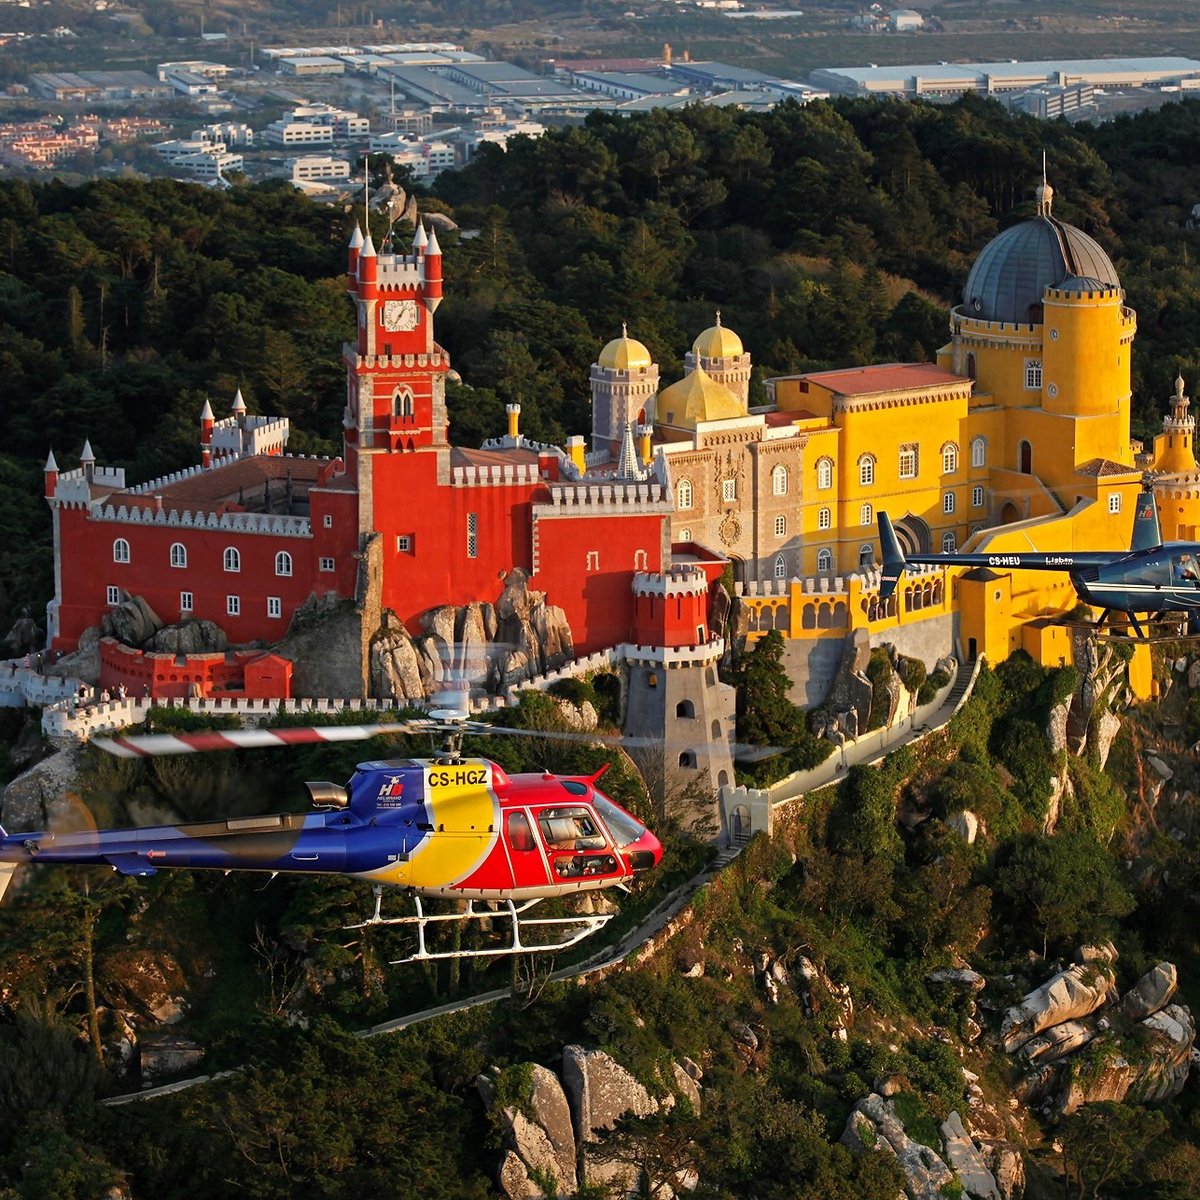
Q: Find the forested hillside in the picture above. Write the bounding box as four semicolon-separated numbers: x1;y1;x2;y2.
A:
3;98;1200;1196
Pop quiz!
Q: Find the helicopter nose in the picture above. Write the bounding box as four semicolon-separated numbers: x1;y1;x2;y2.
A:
624;828;663;873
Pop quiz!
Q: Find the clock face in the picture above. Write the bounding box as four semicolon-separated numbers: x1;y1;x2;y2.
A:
382;299;420;332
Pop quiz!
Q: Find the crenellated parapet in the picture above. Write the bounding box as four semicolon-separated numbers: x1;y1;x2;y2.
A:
545;480;670;510
451;461;541;487
88;503;312;536
210;413;289;458
51;466;126;505
632;564;709;599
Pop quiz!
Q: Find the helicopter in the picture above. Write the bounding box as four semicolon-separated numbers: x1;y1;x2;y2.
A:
0;711;663;963
877;476;1200;640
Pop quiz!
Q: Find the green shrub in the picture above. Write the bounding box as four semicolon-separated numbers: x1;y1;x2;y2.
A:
547;677;597;709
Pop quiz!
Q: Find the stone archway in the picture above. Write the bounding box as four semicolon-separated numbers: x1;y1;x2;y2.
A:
732;804;751;844
893;514;932;556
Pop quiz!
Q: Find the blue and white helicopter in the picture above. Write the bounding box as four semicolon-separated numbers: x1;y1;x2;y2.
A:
878;477;1200;639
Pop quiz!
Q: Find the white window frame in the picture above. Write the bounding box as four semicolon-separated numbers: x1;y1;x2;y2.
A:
771;465;788;496
106;585;120;606
113;538;130;564
180;591;193;614
722;477;736;503
818;506;832;531
323;514;333;529
774;514;786;538
170;542;187;568
1024;359;1042;390
943;491;956;514
677;478;693;510
860;503;873;526
858;454;875;487
319;556;335;572
971;436;986;468
942;531;957;552
858;544;874;568
397;534;412;552
267;596;282;619
898;445;917;480
1108;492;1122;514
972;485;985;508
773;554;786;579
275;551;293;577
223;546;240;573
226;595;240;616
817;548;833;572
678;526;692;542
816;458;833;490
941;443;959;475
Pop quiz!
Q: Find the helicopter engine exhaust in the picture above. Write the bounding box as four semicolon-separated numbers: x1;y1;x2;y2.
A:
306;781;349;809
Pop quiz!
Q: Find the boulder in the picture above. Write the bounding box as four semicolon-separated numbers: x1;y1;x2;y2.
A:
1057;1004;1195;1115
822;630;874;743
728;1021;759;1051
1020;1019;1097;1066
986;1144;1025;1200
1189;656;1200;691
1045;698;1070;754
506;1111;568;1197
369;623;427;702
139;1032;204;1083
946;810;981;844
528;1064;577;1192
1091;710;1122;771
1146;754;1173;782
103;595;163;647
4;615;40;656
679;1056;703;1083
1120;962;1177;1022
841;1093;956;1200
149;619;228;655
498;1150;538;1200
1073;941;1118;966
1000;964;1116;1053
671;1060;702;1114
939;1111;1001;1200
562;1045;657;1144
928;968;986;993
421;604;458;647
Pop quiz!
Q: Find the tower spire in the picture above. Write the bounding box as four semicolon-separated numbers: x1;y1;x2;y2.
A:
1035;153;1054;217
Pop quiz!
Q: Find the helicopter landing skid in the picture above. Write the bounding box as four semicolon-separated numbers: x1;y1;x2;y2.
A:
1054;617;1198;645
346;889;614;962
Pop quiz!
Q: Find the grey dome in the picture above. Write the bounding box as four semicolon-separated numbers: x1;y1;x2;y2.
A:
962;216;1119;324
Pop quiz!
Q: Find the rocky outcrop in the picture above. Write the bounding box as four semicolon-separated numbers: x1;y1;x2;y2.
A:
102;594;163;647
946;810;982;844
928;968;986;993
275;595;366;697
562;1045;658;1144
369;613;427;702
528;1064;577;1192
1;744;87;830
1121;962;1177;1022
149;619;228;656
1074;941;1118;966
1092;710;1122;770
4;614;40;656
1020;1019;1097;1066
1058;1004;1195;1114
986;1144;1025;1200
842;1093;956;1200
489;569;574;693
940;1112;1001;1200
1000;964;1115;1053
816;630;874;742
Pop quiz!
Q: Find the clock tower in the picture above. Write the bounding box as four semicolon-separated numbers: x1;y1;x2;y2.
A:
343;220;449;470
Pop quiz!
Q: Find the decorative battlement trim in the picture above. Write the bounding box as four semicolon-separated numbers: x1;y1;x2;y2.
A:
125;460;213;495
479;435;562;455
542;480;669;509
451;461;541;487
345;348;447;370
951;308;1039;336
733;563;941;598
1044;285;1124;302
632;565;708;598
619;637;724;668
90;504;312;536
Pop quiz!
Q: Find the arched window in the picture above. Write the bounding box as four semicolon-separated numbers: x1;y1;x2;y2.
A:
773;554;787;579
771;464;788;496
818;507;831;530
676;700;695;719
223;547;240;573
817;548;833;572
965;352;976;380
677;478;693;510
942;531;957;552
678;526;692;542
112;538;130;564
941;442;959;474
943;491;956;514
860;503;873;526
816;457;833;490
858;454;876;487
774;514;787;538
1018;440;1032;474
678;751;697;769
169;542;187;569
393;388;414;419
275;551;293;577
859;544;874;568
971;436;986;468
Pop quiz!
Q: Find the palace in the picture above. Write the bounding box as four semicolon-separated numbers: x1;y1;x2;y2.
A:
45;179;1198;720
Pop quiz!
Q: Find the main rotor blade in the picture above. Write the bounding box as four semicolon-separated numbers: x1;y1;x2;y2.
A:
94;722;433;758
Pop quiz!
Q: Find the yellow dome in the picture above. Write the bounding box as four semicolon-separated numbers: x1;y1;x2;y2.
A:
598;325;653;371
692;314;743;360
656;367;743;429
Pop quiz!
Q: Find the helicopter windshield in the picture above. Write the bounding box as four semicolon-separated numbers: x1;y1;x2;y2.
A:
591;794;647;848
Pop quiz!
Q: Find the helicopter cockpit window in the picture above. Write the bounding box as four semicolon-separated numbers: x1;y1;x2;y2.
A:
537;807;607;851
506;811;536;852
1176;554;1200;585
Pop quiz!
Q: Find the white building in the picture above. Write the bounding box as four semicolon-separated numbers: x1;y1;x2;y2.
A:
888;8;924;30
264;120;334;146
290;155;351;181
155;137;223;162
459;120;545;160
174;149;242;177
194;122;253;147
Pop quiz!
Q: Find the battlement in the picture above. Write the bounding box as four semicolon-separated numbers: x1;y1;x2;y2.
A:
345;348;447;370
1045;285;1125;303
451;461;541;487
52;466;126;504
545;480;669;509
619;636;724;668
733;563;940;598
633;564;709;598
211;414;289;457
89;503;311;536
373;252;424;287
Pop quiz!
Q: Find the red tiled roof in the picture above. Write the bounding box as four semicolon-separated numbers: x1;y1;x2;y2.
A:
1075;458;1139;477
801;363;965;396
763;409;818;426
452;446;542;467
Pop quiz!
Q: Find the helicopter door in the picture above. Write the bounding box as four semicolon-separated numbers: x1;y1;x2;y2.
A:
534;806;621;882
504;811;547;886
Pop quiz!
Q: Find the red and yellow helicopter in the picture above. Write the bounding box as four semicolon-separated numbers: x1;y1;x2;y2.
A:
0;710;663;963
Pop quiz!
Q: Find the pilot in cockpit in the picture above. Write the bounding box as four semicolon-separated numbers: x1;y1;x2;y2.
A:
1179;554;1200;584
